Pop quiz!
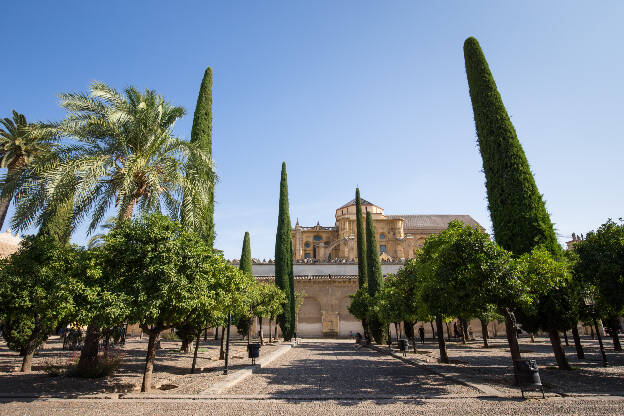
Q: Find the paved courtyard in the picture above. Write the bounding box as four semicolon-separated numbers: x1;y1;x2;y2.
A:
224;339;476;398
1;337;623;415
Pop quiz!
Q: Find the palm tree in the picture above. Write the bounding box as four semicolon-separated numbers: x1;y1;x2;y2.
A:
9;81;214;234
0;111;55;230
8;82;215;369
87;217;116;248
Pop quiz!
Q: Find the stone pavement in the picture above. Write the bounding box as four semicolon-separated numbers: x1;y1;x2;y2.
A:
224;339;479;398
1;338;623;415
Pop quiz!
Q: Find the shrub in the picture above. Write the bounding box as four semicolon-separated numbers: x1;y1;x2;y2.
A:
68;351;123;378
160;330;180;341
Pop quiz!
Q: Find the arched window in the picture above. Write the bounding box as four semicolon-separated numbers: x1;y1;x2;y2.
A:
379;233;386;240
304;242;311;248
313;235;322;242
380;245;387;253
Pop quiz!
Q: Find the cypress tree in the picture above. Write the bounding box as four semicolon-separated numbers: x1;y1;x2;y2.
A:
188;67;215;246
38;193;74;245
355;188;367;289
464;36;566;368
366;211;386;344
274;162;295;340
240;231;252;275
355;188;368;334
463;38;560;257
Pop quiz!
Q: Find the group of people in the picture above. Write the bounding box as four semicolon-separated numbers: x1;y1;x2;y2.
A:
355;323;473;347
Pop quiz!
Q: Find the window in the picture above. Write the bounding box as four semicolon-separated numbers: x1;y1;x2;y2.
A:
380;245;387;253
304;253;311;259
313;235;322;242
379;233;386;240
304;242;311;248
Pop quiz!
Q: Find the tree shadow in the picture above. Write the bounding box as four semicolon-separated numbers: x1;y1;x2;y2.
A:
225;341;478;404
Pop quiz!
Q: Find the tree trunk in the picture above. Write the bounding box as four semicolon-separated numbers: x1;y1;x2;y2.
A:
268;318;273;343
274;323;278;341
78;324;101;370
590;325;595;339
503;308;521;362
461;318;469;343
181;337;189;353
458;320;466;344
0;165;16;230
191;332;200;374
429;321;435;340
563;330;569;347
20;350;34;372
0;196;11;233
571;326;584;359
219;326;225;360
549;330;571;370
215;327;220;340
445;322;451;342
122;200;135;221
607;318;622;352
480;319;489;348
259;317;264;346
436;315;449;364
102;331;111;357
141;330;160;392
204;328;208;342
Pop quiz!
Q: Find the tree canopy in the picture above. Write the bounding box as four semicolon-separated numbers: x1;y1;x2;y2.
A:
0;235;82;372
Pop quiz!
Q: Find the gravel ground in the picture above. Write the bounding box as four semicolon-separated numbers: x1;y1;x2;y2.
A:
1;396;623;416
0;337;622;415
0;335;282;395
225;339;478;398
396;335;624;396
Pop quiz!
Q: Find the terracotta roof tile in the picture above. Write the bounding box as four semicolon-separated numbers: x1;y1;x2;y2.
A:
385;214;481;230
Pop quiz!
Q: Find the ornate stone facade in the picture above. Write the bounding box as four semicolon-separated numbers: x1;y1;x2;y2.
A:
292;199;481;261
246;201;485;338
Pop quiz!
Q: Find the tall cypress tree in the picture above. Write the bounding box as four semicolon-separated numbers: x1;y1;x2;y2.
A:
240;231;252;276
38;193;74;245
187;67;215;246
355;188;368;333
464;38;560;257
274;162;295;340
355;188;367;289
366;211;386;344
464;36;567;368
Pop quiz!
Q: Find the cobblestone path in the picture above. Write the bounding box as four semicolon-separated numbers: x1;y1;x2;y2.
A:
224;339;478;398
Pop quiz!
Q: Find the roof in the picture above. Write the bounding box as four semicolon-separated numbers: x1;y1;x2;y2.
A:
338;198;376;209
385;214;481;230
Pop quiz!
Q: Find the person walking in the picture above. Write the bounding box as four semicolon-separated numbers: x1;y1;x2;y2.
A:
418;326;425;344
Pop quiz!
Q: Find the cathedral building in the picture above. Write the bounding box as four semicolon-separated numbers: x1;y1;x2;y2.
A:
292;198;481;261
246;198;488;338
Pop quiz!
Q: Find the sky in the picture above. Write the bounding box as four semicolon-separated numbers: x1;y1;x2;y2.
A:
1;1;623;259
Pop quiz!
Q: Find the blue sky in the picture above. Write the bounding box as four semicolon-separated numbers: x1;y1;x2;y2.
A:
1;1;623;259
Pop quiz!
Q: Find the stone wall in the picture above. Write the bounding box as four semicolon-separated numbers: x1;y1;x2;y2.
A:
252;263;403;277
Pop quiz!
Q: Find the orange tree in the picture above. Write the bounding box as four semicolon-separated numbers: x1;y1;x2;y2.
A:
0;236;82;372
99;213;244;392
